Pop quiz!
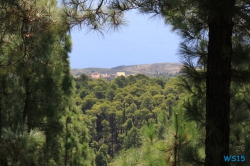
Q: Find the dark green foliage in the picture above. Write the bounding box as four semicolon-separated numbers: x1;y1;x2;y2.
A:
3;0;249;164
0;125;45;165
73;74;187;164
95;144;109;166
107;0;250;164
0;0;93;165
124;126;141;149
105;89;116;101
114;76;127;88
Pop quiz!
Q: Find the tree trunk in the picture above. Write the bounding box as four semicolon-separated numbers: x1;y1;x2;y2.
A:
23;77;31;130
65;118;69;166
205;1;234;165
0;79;3;137
110;114;114;156
0;157;8;166
0;78;8;166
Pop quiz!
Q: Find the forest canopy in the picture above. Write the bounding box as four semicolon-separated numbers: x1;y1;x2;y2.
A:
1;0;250;165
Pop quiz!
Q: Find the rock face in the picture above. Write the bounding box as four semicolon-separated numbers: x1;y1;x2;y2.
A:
71;62;183;77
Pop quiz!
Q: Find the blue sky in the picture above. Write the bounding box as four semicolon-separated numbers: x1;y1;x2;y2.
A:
69;10;181;69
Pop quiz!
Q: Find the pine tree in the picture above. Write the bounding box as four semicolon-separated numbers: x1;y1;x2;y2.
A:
0;0;93;165
177;30;250;164
95;144;109;166
106;0;250;165
0;125;45;165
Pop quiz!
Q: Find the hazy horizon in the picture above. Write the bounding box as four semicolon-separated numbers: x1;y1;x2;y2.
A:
69;10;181;69
71;61;182;69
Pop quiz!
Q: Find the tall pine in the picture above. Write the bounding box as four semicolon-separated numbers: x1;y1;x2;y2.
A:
107;0;250;165
0;0;92;165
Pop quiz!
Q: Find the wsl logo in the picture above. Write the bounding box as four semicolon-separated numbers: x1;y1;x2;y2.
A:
223;155;245;162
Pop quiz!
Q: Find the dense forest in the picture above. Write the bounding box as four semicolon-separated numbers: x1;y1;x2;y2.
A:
73;74;250;166
1;0;250;165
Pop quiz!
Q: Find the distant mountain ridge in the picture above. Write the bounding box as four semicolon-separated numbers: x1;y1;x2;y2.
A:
71;62;183;77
